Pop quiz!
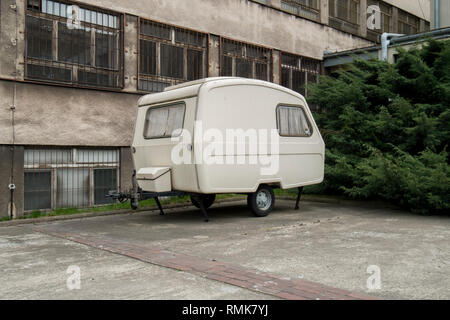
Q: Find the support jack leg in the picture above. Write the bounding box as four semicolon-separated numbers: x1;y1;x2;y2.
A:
154;197;165;216
198;200;209;222
295;187;304;210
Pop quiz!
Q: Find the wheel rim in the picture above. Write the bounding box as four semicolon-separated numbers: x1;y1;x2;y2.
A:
256;190;271;211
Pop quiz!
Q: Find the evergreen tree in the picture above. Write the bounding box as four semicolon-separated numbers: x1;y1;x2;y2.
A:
308;40;450;214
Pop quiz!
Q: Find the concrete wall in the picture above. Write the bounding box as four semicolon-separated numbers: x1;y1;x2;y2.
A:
76;0;372;60
0;81;141;146
0;0;25;81
0;146;24;218
384;0;430;21
430;0;450;28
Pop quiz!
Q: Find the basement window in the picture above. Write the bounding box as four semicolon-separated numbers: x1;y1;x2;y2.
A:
24;171;52;211
23;148;120;212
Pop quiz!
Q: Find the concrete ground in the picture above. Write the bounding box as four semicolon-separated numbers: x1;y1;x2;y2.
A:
0;199;449;300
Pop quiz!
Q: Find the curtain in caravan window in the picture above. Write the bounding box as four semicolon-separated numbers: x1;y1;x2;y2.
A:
288;107;303;136
166;105;185;136
278;107;291;136
278;106;312;137
146;107;169;138
144;104;185;138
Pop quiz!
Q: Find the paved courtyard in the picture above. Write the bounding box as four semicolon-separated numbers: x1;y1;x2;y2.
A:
0;199;449;300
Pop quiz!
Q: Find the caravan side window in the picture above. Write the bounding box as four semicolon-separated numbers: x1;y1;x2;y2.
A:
144;103;185;139
277;105;313;137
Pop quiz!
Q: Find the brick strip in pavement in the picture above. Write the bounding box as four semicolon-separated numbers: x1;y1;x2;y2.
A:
31;226;378;300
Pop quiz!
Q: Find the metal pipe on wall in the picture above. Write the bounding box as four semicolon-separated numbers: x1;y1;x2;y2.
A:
381;33;404;61
435;0;440;29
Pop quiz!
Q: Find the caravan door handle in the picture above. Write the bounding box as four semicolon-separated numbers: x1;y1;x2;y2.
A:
187;144;193;151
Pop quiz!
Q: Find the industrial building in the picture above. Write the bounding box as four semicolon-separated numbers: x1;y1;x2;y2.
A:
0;0;431;218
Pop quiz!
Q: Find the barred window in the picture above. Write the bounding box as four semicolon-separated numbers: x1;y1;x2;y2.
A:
220;38;271;81
329;0;360;34
398;9;420;35
139;19;208;93
281;0;320;21
25;0;123;88
280;52;320;97
24;148;120;212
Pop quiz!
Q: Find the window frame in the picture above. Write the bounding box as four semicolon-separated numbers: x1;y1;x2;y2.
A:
143;102;187;140
23;147;120;212
24;169;53;211
138;18;208;93
398;9;420;35
280;52;321;97
276;104;314;138
280;0;320;22
24;0;124;89
329;0;360;26
220;37;272;82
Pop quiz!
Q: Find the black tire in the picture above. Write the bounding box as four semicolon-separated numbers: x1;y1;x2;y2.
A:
247;185;275;217
190;194;216;209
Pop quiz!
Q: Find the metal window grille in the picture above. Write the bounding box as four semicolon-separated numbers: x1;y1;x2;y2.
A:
25;0;123;88
220;38;272;81
281;0;320;21
280;52;321;97
23;148;120;212
138;19;208;93
398;9;420;35
329;0;360;34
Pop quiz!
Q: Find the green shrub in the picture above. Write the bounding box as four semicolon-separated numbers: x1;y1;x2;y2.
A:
308;40;450;214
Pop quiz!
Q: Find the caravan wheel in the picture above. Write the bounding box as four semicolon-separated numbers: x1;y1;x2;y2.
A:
248;185;275;217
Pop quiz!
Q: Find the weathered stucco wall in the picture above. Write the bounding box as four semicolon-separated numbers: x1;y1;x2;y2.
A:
0;146;24;218
384;0;430;21
77;0;373;60
430;0;450;28
0;0;25;80
0;81;140;146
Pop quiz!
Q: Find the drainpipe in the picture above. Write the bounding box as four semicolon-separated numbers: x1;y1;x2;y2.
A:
9;183;16;219
435;0;440;29
381;33;404;61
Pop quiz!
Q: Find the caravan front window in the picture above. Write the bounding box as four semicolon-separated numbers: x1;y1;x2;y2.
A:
277;105;313;137
144;103;186;139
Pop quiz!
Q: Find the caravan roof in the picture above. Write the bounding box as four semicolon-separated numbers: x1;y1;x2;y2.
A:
137;77;306;107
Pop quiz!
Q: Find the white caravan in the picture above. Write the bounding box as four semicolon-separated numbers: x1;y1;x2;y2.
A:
130;77;324;220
